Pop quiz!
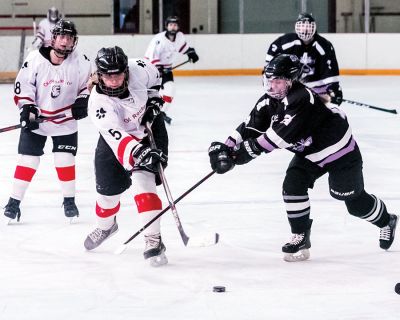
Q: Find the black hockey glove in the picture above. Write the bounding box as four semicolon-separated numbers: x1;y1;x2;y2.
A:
141;97;164;125
71;94;89;120
20;104;40;130
186;47;199;63
208;142;235;174
327;83;343;106
233;138;262;165
132;144;168;173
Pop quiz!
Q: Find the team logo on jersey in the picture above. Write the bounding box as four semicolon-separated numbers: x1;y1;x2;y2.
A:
280;114;296;126
291;136;313;152
96;108;106;119
136;60;146;68
51;85;61;98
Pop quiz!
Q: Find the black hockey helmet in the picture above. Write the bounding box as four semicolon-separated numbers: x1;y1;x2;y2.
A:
51;19;78;55
263;54;301;99
264;54;301;81
295;12;316;42
47;7;60;23
165;16;179;37
95;46;129;97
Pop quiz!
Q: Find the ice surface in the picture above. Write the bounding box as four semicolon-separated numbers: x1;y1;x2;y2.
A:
0;76;399;319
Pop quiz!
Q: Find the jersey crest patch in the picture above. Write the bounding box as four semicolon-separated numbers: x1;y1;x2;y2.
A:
51;85;61;98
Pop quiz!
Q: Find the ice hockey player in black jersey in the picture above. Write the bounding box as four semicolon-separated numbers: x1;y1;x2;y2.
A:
208;54;397;262
266;13;343;106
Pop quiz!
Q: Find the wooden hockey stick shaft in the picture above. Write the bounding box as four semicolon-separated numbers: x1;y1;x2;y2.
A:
343;99;397;114
0;113;67;133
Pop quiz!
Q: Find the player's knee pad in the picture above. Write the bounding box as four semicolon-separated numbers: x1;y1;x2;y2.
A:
344;190;375;217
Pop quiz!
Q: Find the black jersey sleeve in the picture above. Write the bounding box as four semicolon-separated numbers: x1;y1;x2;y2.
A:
225;95;272;147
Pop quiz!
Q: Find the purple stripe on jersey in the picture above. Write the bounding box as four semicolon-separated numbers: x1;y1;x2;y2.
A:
224;136;236;148
256;134;276;152
179;42;187;53
317;137;356;167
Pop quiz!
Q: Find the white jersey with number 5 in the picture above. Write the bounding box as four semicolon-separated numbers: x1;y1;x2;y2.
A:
88;58;161;171
144;31;189;68
14;47;92;136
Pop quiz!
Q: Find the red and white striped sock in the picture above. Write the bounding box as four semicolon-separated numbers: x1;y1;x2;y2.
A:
11;155;40;201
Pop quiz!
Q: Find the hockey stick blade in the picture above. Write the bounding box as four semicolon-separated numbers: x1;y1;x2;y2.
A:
186;233;219;247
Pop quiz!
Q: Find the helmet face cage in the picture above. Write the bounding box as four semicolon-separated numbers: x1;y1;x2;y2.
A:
263;75;292;100
295;20;316;41
95;47;129;97
51;20;78;55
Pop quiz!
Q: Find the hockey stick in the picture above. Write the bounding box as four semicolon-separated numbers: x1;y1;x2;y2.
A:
172;59;190;70
145;122;219;246
343;99;398;114
114;170;217;255
0;113;67;133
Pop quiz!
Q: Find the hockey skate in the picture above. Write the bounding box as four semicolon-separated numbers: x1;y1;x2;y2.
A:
63;197;79;222
84;218;119;250
4;198;21;223
379;214;398;250
282;220;312;262
144;233;168;267
161;111;172;125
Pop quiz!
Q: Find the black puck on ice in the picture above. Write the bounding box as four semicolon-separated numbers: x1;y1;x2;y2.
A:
213;286;226;293
395;283;400;295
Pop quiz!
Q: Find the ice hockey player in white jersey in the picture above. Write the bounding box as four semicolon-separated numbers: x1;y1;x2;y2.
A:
32;7;61;49
84;46;169;267
209;54;397;262
4;19;92;223
265;13;343;106
144;15;199;124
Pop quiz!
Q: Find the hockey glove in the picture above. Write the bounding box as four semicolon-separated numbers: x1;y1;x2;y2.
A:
20;104;40;130
71;94;89;120
141;97;164;125
327;83;343;106
132;144;168;174
208;142;235;174
186;47;199;63
233;138;262;165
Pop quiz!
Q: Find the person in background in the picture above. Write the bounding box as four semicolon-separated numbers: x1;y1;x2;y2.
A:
144;15;199;124
32;7;61;49
4;19;92;223
208;54;397;262
265;13;343;106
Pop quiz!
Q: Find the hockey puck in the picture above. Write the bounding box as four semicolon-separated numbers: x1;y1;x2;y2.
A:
395;283;400;295
213;286;226;293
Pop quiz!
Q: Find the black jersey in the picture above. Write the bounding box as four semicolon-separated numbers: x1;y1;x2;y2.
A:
226;82;355;168
266;33;340;94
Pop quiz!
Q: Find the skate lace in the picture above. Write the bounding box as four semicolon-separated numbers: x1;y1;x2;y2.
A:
380;225;391;241
145;234;161;250
289;233;305;245
89;228;106;242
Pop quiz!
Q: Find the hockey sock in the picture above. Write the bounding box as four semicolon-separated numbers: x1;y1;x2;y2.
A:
11;154;40;201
